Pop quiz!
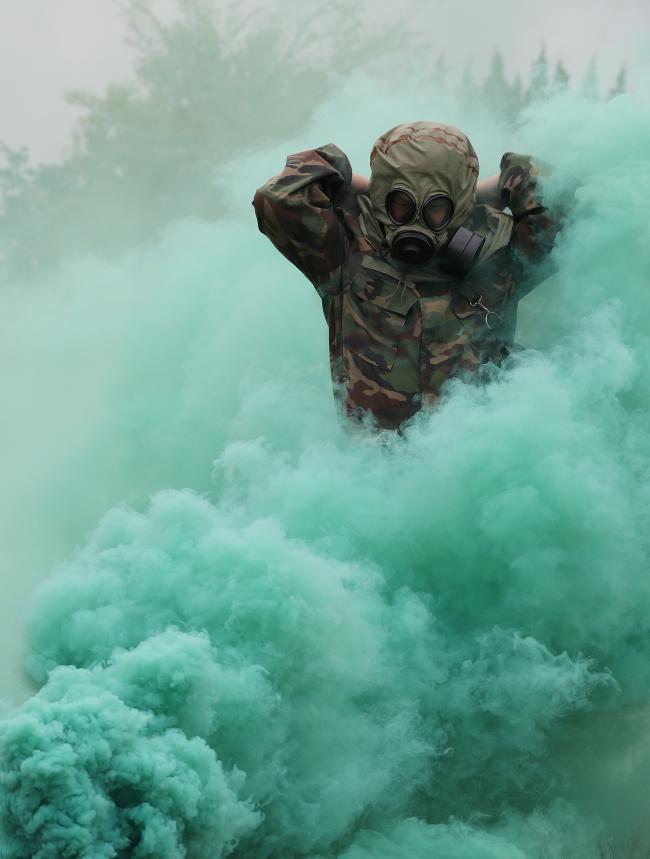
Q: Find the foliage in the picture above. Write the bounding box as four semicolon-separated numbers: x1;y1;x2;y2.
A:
0;1;630;282
0;0;384;279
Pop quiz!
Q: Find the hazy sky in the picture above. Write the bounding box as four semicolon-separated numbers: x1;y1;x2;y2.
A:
0;0;648;163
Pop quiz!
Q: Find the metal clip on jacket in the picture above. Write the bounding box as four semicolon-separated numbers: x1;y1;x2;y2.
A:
469;294;503;332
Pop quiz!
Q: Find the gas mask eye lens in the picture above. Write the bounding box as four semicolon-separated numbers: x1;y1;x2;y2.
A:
385;189;417;225
423;195;453;231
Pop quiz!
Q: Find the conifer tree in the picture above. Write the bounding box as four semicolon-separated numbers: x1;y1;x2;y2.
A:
552;60;570;93
456;61;480;112
526;46;550;104
482;50;512;119
510;75;524;118
433;55;448;91
608;66;627;99
582;57;599;99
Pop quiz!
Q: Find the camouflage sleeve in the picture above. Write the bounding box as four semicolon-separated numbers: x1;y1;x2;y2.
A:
499;152;558;262
252;143;352;296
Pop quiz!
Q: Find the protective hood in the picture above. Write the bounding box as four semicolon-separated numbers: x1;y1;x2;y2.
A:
357;121;511;274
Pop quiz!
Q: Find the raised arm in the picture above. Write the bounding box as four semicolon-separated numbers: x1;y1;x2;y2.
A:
475;173;501;208
253;144;353;297
498;152;558;261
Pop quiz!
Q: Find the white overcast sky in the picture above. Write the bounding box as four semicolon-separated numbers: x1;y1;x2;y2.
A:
0;0;648;163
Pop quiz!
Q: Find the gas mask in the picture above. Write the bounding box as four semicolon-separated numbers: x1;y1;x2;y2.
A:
384;187;454;264
362;122;486;275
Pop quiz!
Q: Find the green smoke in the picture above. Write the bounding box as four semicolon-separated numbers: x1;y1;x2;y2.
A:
2;35;650;859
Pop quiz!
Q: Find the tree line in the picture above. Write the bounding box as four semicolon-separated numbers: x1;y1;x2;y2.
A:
457;46;626;122
0;0;628;282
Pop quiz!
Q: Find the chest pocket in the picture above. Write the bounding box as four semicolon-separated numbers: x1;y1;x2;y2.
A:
342;258;418;371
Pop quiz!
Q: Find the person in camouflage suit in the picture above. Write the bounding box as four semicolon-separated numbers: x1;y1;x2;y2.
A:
253;122;558;431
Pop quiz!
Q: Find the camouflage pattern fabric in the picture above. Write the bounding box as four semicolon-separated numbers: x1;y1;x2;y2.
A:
253;138;558;431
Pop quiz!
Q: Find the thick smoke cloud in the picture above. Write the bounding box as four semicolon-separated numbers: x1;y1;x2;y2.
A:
1;59;650;859
1;630;259;858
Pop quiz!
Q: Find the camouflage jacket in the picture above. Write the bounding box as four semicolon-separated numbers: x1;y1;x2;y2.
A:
253;144;558;430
